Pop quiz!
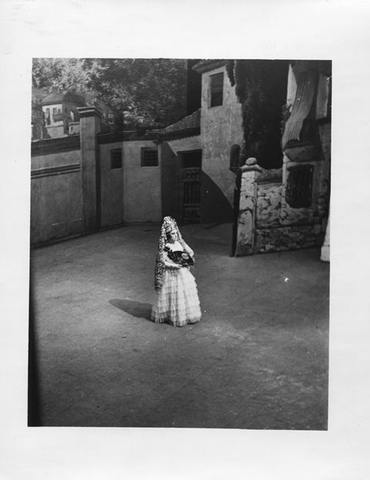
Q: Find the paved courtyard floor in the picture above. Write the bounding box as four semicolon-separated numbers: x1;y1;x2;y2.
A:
29;223;329;430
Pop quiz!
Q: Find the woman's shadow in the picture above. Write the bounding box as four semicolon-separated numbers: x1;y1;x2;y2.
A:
109;299;152;321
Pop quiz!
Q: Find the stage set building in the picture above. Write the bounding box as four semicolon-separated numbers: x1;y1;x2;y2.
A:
31;60;331;259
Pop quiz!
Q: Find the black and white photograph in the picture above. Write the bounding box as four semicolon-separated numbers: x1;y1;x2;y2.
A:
1;1;370;479
29;57;331;430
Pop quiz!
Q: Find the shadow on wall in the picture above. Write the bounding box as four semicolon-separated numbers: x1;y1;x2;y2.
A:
110;299;153;321
201;172;234;223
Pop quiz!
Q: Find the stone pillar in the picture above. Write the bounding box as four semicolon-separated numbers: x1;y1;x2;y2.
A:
235;158;263;256
78;107;102;234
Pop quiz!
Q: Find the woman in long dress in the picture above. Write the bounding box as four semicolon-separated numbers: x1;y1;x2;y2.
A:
151;216;201;327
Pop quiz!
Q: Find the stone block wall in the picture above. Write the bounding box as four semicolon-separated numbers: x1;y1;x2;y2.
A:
255;224;324;253
235;156;329;256
256;182;282;228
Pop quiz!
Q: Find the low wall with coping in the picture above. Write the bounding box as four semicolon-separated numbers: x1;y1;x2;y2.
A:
31;137;82;245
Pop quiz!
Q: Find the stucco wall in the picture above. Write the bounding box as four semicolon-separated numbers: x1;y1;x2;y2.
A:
31;148;82;244
99;141;124;228
123;140;161;223
199;65;243;222
160;142;179;220
31;136;162;245
79;109;101;234
98;139;161;224
32;148;80;170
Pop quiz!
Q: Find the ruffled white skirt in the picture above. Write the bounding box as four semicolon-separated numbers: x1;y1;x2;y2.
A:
151;267;201;327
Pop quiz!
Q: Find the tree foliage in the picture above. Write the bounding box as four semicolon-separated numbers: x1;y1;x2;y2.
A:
227;60;289;169
32;58;188;130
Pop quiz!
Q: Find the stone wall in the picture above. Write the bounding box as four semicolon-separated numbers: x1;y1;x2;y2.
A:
255;224;323;253
256;182;282;228
98;140;124;228
235;59;331;257
235;155;329;256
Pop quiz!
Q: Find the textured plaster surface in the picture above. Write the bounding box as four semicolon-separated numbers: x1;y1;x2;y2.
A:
200;66;243;208
31;148;83;244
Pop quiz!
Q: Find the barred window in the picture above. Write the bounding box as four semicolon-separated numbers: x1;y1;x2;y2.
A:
286;165;314;208
210;73;224;107
141;148;158;167
110;148;122;169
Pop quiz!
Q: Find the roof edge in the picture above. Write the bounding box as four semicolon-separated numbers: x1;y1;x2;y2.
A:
192;60;226;74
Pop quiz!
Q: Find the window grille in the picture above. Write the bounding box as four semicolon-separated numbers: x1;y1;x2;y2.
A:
110;148;122;169
182;168;201;222
286;165;314;208
141;148;158;167
210;73;224;107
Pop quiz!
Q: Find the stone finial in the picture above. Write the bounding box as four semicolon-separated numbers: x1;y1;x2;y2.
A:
245;157;258;166
240;157;264;173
